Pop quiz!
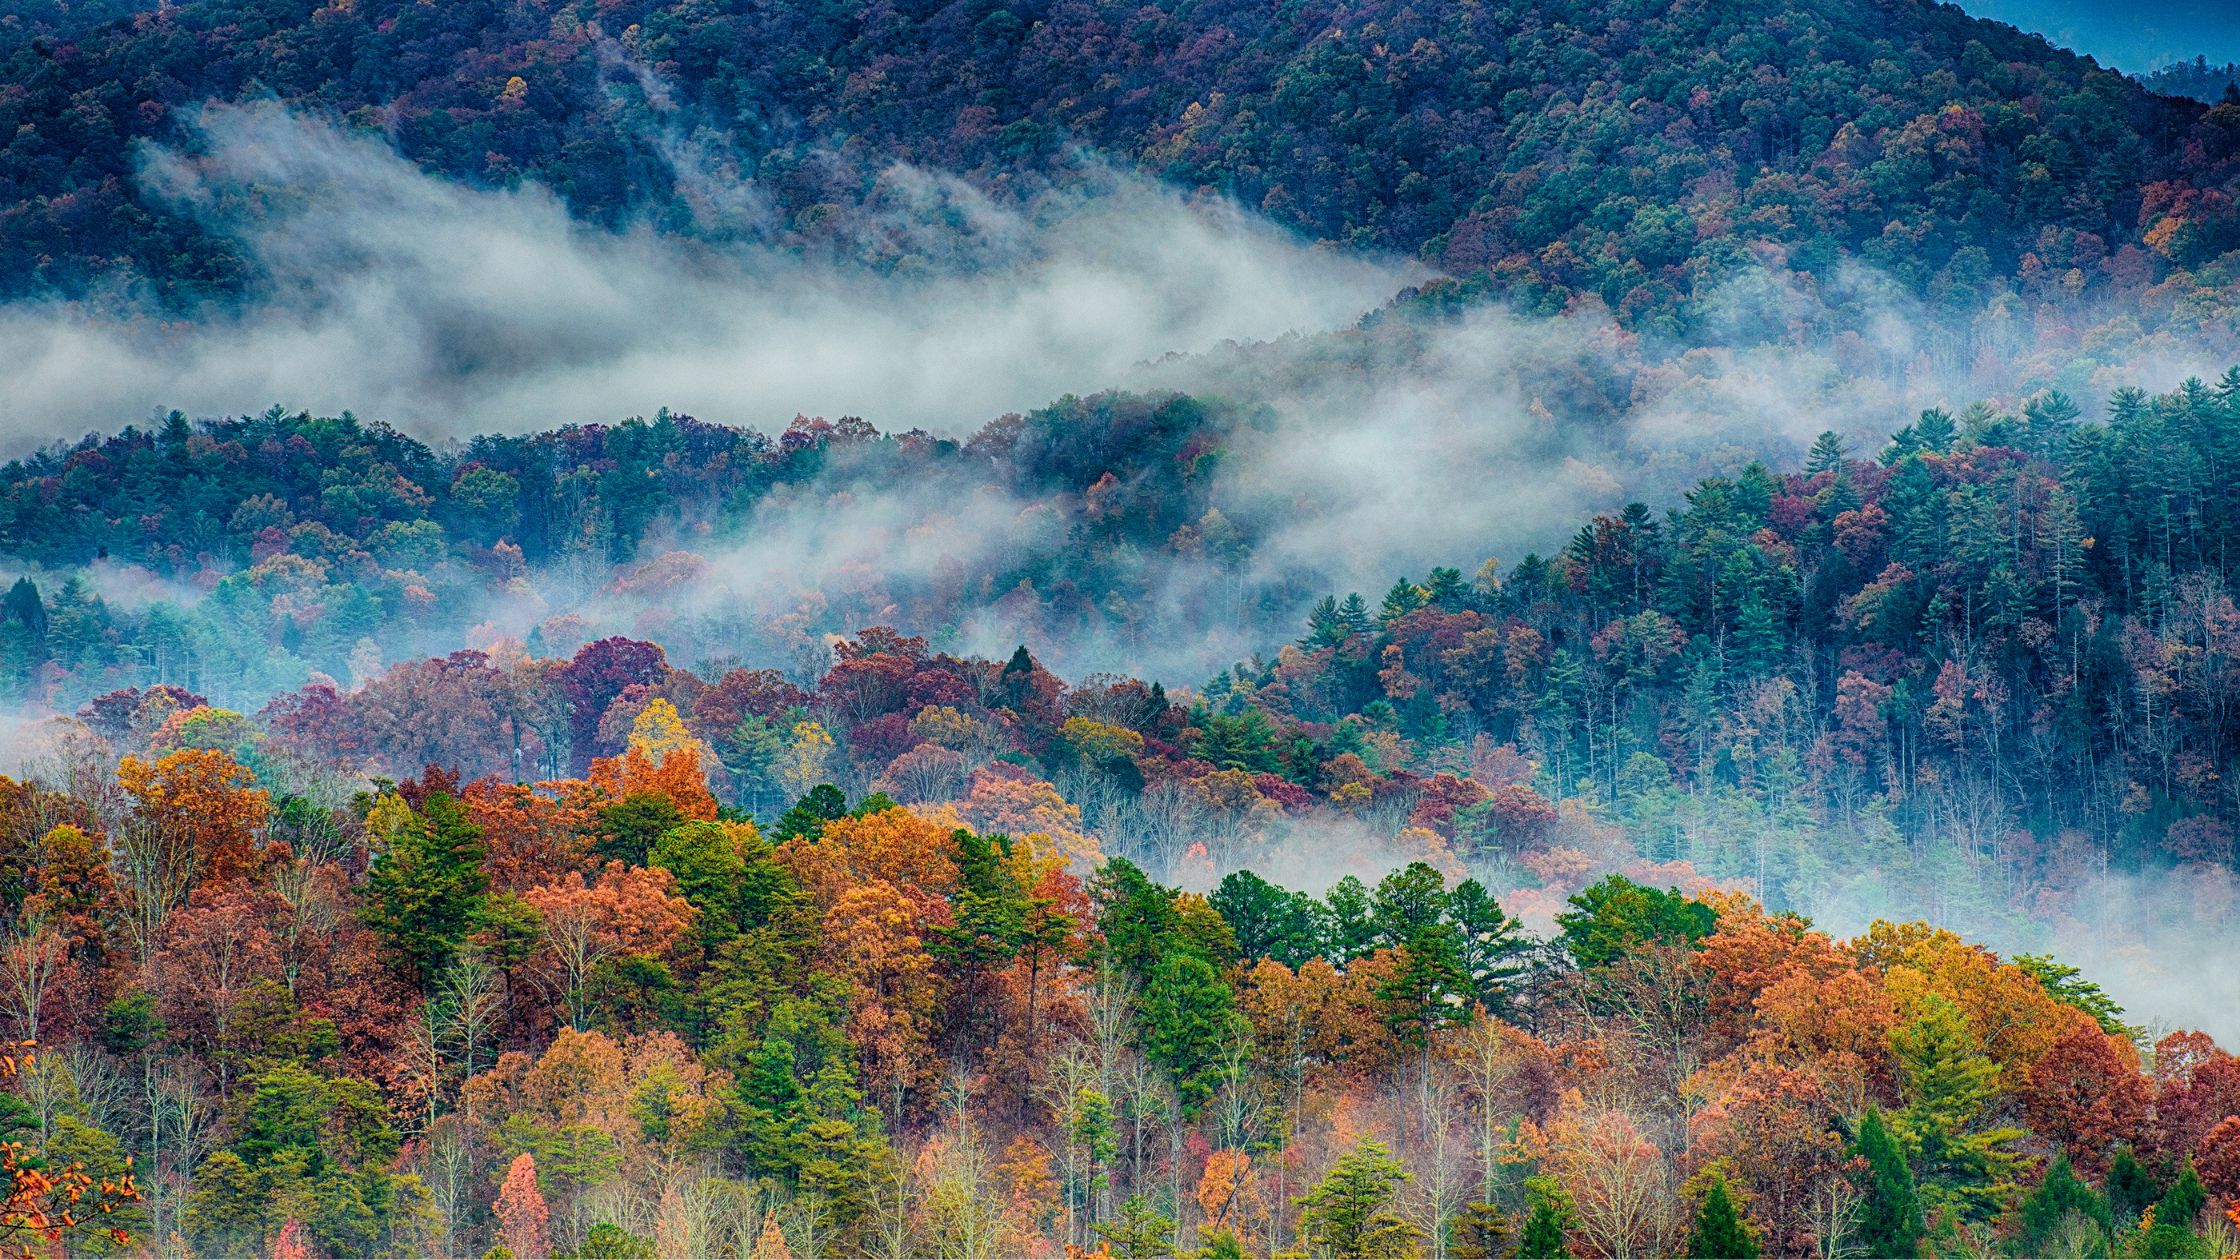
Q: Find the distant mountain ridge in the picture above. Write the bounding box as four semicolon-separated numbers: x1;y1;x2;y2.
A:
4;0;2240;333
2140;57;2240;105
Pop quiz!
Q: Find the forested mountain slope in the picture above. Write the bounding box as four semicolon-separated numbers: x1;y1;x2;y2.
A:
6;0;2240;334
5;0;2240;1254
2141;58;2240;105
7;372;2240;923
2;383;2238;1257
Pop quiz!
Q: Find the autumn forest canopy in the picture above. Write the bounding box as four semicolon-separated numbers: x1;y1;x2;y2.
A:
4;0;2240;1256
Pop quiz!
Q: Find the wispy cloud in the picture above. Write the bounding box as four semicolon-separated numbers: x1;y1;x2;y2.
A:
0;101;1417;445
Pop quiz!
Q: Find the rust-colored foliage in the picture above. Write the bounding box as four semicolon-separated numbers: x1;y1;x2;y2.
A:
117;748;270;883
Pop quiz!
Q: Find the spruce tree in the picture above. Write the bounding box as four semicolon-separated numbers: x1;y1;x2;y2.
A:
2107;1145;2162;1227
1516;1184;1572;1259
2161;1161;2207;1228
361;791;489;984
1686;1174;1758;1259
1852;1108;1923;1259
2149;1161;2207;1254
2012;1154;2110;1256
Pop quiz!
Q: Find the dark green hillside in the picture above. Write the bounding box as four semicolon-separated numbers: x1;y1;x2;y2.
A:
5;0;2240;331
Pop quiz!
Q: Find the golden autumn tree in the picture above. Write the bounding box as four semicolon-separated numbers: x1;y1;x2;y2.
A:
778;806;960;911
995;1135;1060;1255
1860;922;2092;1089
776;722;835;802
626;698;698;763
581;745;719;824
950;772;1104;868
117;749;269;884
823;879;946;1120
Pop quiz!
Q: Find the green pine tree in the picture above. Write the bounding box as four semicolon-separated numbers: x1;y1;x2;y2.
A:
360;791;489;984
771;784;848;843
2011;1154;2109;1256
1890;996;2024;1223
1805;430;1849;475
2107;1145;2162;1227
1096;1195;1178;1258
2152;1161;2207;1246
1515;1182;1573;1259
1851;1108;1923;1259
1686;1173;1758;1259
1138;953;1245;1112
2012;954;2138;1038
1378;578;1427;625
1447;879;1528;1011
1295;1140;1422;1258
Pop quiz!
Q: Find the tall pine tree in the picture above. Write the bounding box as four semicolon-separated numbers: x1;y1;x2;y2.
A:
1891;996;2024;1223
1686;1173;1758;1259
1851;1108;1923;1259
360;791;489;985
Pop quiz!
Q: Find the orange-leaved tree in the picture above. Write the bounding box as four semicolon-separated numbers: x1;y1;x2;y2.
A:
0;1043;142;1257
117;748;269;884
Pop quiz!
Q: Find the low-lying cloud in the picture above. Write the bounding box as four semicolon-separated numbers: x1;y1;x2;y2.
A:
0;101;1417;444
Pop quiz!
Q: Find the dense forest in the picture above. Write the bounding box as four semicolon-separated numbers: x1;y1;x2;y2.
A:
0;370;2233;1255
11;373;2240;891
4;0;2240;1254
6;0;2240;342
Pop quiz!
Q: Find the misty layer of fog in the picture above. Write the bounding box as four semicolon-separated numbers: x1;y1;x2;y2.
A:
6;99;2232;638
8;97;2235;686
0;101;1415;443
1796;865;2240;1045
3;101;2238;1040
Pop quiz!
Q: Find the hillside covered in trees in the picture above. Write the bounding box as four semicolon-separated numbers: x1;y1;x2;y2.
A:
6;0;2240;343
0;367;2235;1255
4;0;2240;1254
1;626;2238;1259
10;373;2240;894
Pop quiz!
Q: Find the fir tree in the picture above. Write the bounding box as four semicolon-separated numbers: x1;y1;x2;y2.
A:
1686;1173;1758;1259
360;791;489;985
1851;1108;1923;1259
2012;1154;2109;1256
1295;1140;1420;1259
2141;1156;2213;1255
2106;1145;2161;1227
